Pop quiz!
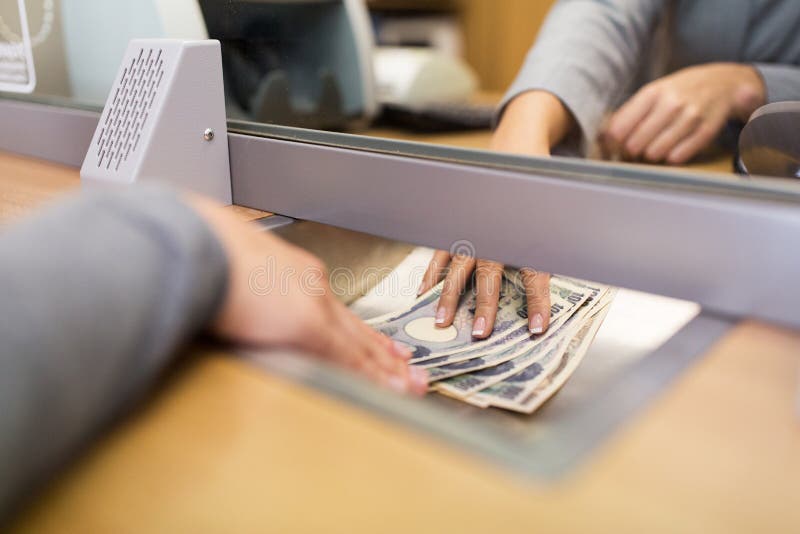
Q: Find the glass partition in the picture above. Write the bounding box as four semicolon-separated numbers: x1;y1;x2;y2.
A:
5;0;800;188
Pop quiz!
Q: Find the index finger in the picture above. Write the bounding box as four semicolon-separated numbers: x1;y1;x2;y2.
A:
604;85;659;150
418;250;451;296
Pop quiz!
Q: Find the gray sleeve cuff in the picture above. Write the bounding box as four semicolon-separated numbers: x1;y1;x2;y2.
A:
753;63;800;103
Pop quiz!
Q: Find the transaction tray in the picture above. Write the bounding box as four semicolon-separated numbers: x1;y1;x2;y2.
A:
243;222;733;479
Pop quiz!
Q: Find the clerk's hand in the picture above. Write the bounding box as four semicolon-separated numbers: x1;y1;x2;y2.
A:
417;253;551;338
602;63;765;164
187;194;428;395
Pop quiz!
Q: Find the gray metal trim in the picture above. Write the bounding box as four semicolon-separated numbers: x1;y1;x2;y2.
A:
229;132;800;330
245;311;733;479
0;98;99;167
228;121;800;204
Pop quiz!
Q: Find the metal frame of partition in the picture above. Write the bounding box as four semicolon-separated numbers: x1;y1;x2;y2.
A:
3;96;795;477
0;98;99;166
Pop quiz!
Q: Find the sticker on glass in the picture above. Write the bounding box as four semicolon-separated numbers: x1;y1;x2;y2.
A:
0;0;37;93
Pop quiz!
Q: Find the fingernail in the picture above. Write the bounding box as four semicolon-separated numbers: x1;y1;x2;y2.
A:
472;316;486;337
388;375;408;394
409;366;429;390
392;340;412;359
417;285;424;296
435;307;446;325
529;313;544;334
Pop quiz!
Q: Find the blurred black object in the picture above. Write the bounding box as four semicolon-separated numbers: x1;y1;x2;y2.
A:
737;102;800;178
376;101;495;132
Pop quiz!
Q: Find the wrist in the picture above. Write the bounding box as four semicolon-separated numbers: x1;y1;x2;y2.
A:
493;90;572;155
727;64;766;121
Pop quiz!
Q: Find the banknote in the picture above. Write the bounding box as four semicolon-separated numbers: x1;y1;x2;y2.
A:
354;254;615;414
422;293;594;383
425;334;546;382
368;274;594;364
363;281;444;326
470;293;613;408
367;276;514;362
425;275;605;361
471;297;613;412
417;281;593;369
434;334;570;398
433;286;610;398
425;274;599;361
417;279;595;367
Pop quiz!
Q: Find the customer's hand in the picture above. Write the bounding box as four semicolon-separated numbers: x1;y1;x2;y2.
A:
187;195;428;395
602;62;766;164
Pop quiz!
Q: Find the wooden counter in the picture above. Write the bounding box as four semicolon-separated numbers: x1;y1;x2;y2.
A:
1;145;798;533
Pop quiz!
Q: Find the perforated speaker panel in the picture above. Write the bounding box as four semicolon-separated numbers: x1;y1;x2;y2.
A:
94;46;166;173
81;38;231;204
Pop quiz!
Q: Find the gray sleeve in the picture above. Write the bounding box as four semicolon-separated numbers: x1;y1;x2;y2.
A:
498;0;666;155
753;63;800;104
0;186;229;517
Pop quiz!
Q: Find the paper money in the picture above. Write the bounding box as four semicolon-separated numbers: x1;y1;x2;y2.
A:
476;304;610;414
359;263;615;414
434;286;610;398
422;296;592;383
370;275;596;365
435;335;570;398
367;276;517;362
472;298;613;413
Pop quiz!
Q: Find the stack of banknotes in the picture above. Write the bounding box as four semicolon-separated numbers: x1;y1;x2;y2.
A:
366;273;615;414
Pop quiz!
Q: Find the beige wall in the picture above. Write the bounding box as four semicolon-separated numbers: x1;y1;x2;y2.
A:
457;0;555;91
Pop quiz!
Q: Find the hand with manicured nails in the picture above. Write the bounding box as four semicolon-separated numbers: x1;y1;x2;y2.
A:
602;63;766;164
187;194;429;396
417;253;552;338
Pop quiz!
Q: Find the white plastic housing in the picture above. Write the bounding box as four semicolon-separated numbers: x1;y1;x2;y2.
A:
80;38;231;204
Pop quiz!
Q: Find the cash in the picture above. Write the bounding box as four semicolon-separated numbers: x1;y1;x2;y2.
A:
463;298;612;412
365;270;615;414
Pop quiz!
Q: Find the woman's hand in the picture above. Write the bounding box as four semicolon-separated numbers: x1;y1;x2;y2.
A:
417;252;551;338
187;195;428;395
602;63;766;164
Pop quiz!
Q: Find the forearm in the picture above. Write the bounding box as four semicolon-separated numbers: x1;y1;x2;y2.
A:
0;186;228;518
492;91;574;154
